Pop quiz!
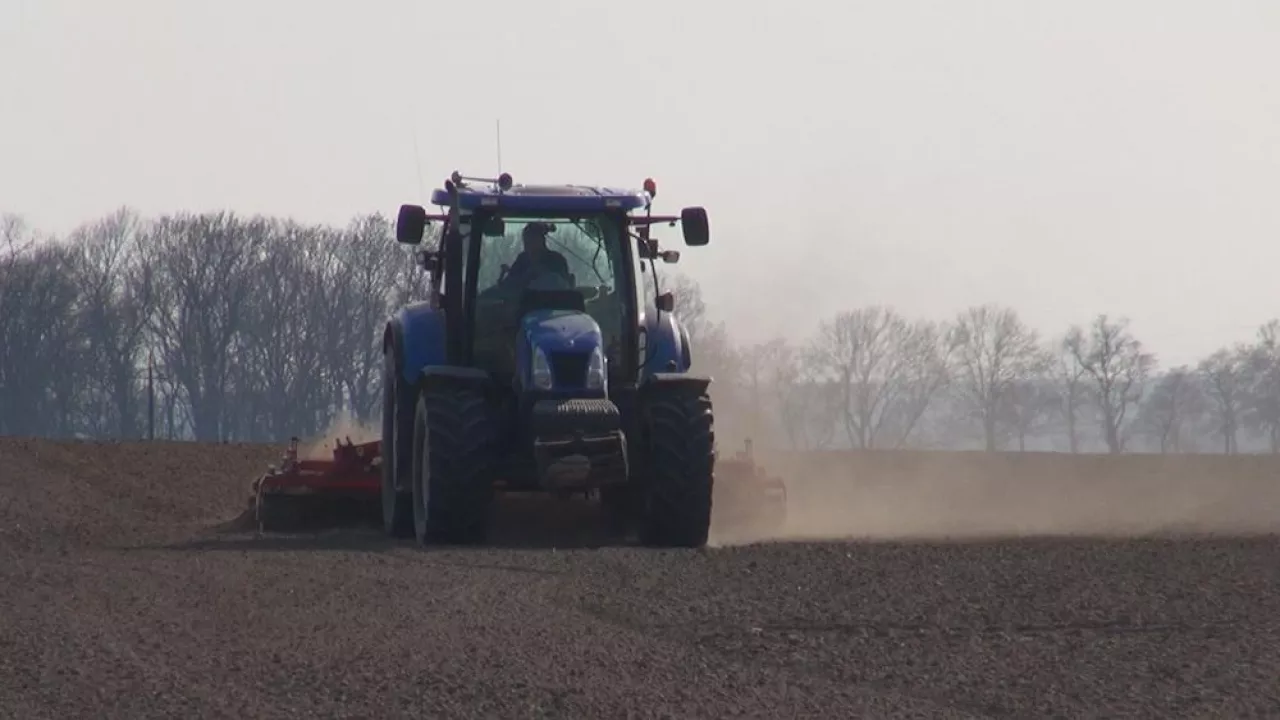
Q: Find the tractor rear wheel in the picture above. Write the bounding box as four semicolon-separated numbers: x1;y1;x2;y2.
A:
380;349;414;538
639;390;715;548
411;383;496;546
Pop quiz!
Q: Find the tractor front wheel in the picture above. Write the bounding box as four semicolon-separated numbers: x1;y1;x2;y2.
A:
411;384;496;546
381;349;414;538
639;390;715;548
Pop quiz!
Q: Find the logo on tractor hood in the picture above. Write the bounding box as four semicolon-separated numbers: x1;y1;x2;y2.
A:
524;311;602;351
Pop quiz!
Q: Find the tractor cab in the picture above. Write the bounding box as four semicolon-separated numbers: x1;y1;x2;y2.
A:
394;172;707;393
469;211;630;388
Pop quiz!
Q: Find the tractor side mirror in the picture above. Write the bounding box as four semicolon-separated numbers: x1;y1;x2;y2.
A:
680;207;709;246
396;204;427;244
656;291;675;313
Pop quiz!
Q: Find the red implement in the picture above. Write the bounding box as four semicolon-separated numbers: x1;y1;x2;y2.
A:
712;439;788;543
251;436;383;532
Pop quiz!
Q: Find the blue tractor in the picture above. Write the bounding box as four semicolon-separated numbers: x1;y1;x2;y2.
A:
380;171;715;547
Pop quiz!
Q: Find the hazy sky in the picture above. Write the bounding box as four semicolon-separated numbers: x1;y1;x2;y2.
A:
3;1;1278;367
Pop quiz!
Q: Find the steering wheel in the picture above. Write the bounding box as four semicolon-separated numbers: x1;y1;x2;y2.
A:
580;284;614;304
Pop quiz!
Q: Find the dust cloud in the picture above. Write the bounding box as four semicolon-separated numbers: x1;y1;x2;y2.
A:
298;410;380;460
712;449;1280;546
288;402;1280;546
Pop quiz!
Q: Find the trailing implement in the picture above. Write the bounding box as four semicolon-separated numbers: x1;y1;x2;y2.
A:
251;437;382;532
710;439;788;542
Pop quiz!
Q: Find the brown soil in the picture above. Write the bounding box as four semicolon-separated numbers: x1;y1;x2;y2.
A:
3;436;1279;718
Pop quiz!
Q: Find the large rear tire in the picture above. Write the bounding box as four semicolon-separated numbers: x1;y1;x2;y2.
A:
381;349;414;538
411;383;496;546
638;390;715;548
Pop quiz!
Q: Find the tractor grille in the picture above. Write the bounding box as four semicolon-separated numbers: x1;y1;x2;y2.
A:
549;351;590;388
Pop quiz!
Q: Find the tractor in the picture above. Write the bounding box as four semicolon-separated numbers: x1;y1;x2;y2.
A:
380;171;716;547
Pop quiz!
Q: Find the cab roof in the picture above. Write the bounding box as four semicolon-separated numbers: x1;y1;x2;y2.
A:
430;183;651;214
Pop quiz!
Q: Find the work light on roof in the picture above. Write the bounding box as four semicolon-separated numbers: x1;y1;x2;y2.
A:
643;178;657;198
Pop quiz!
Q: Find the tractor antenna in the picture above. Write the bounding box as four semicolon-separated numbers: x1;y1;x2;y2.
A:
495;119;504;176
410;121;427;203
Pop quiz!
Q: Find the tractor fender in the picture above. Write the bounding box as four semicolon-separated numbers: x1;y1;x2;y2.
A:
417;365;494;396
385;302;447;385
641;372;712;398
639;310;691;379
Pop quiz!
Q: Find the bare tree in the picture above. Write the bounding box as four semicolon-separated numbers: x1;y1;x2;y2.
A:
1064;314;1155;454
143;212;265;441
0;240;85;436
1241;320;1280;452
897;320;959;449
69;207;153;438
998;378;1058;451
1135;367;1207;453
771;343;840;450
738;339;788;441
1198;345;1249;454
1050;342;1090;453
810;306;955;449
1;213;36;257
231;219;331;441
951;304;1049;451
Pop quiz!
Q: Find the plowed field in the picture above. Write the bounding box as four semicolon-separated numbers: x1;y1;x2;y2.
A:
3;436;1280;718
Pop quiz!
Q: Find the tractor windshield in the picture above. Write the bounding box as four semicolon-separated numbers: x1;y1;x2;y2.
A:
471;213;629;376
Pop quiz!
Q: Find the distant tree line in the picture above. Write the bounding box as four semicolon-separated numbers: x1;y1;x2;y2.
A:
683;287;1280;455
0;209;428;442
4;207;1280;454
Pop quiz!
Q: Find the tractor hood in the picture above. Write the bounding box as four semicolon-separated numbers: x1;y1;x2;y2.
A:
520;310;602;353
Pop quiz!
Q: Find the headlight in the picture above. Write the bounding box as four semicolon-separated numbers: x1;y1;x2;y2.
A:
532;346;553;390
586;347;607;391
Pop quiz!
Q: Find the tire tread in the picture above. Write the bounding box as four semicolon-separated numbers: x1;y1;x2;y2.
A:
639;390;715;548
416;385;496;545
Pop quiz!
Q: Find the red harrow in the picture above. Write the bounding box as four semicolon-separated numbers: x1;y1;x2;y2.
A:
712;439;789;541
250;436;383;532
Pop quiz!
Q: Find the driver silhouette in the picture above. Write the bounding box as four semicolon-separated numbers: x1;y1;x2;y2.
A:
503;222;570;289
